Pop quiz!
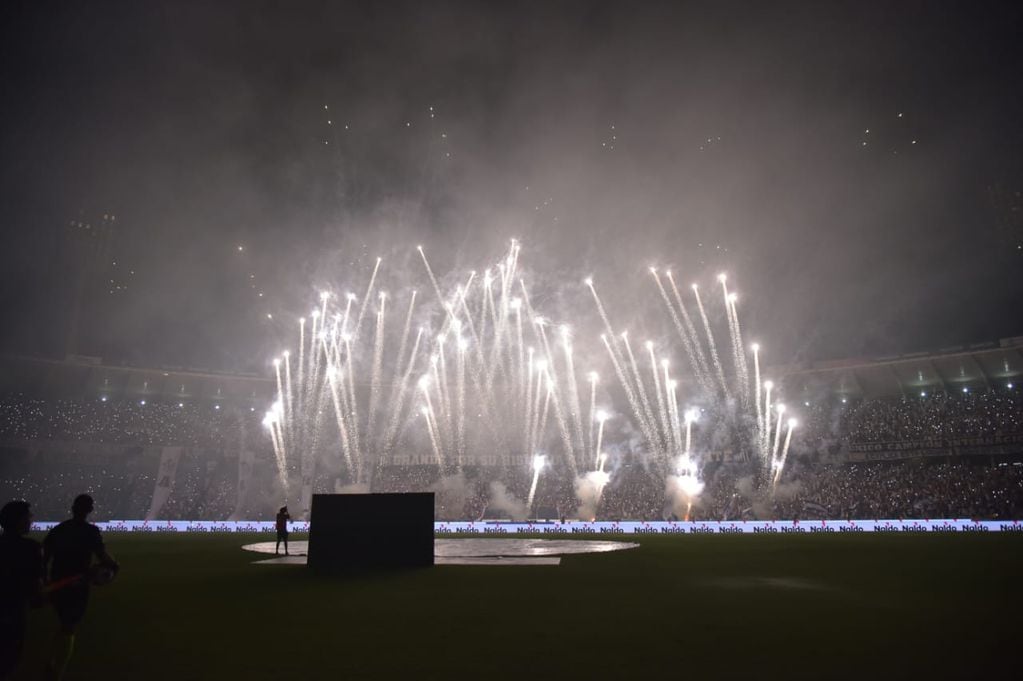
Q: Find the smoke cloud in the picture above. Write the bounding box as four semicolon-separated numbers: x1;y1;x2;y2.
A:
487;481;527;521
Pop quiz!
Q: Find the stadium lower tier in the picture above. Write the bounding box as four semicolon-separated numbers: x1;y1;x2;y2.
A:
28;519;1023;533
3;443;1021;521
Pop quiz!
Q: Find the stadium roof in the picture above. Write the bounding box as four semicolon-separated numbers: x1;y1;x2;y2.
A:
779;337;1023;400
0;354;273;404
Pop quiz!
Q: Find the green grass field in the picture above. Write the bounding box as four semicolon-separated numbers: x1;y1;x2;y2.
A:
13;533;1023;680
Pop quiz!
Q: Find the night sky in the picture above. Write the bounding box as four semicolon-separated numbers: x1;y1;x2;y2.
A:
1;1;1021;373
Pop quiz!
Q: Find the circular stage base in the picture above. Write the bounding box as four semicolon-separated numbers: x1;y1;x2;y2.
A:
242;538;638;566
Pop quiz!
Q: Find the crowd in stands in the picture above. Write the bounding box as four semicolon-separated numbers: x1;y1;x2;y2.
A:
1;389;1022;521
0;396;261;448
799;389;1023;445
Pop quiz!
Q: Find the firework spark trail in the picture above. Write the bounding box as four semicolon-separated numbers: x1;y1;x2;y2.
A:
429;354;448;451
417;245;455;328
692;284;729;399
501;249;520;378
307;314;326;453
532;320;576;466
586;279;618;344
774;419;797;486
476;271;489;337
523;349;535;453
753;344;763;455
536;385;553;457
273;359;284;411
366;293;387;448
282;351;295;454
491;264;513;385
380;327;425;452
342;336;362;477
599;334;658;451
594;412;606;467
326;370;354;471
514;301;525;419
653;270;713;394
729;294;751;406
457;292;492;389
419;378;444;459
340;294;355;338
486;273;500;338
647;343;670;452
353;257;382;341
665;272;714;388
439;339;457;447
587;373;598;462
622;333;664;456
300;327;324;463
665;369;683;455
383;291;417;424
528;362;546;454
499;276;540;394
267;418;289;493
561;328;586;463
527;457;543;512
547;383;579;475
497;260;508;318
456;337;467;462
720;279;747;406
684;410;695;456
771;405;785;462
297;318;306;451
421;406;443;466
762;380;774;461
392;291;417;383
306;339;333;467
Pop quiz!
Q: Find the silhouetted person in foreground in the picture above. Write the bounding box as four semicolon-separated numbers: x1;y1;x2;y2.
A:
43;494;119;681
0;501;43;680
276;506;291;556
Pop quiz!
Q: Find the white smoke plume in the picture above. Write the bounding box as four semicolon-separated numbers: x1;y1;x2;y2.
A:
665;474;704;521
573;470;611;520
431;472;472;520
487;480;527;521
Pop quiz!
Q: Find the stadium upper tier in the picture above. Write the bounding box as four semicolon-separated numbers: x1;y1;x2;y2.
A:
0;354;273;406
2;337;1022;405
780;337;1023;400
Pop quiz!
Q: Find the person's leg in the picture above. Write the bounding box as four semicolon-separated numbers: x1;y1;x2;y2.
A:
0;616;26;681
275;534;281;555
46;626;75;681
47;587;88;681
283;531;289;556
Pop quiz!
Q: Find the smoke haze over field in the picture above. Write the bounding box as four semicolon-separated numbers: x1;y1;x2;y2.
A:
1;1;1021;371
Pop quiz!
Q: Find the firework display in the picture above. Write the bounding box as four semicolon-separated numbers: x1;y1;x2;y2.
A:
264;240;798;520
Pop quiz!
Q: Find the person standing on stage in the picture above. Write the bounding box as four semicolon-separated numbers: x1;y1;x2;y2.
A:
42;494;119;681
275;506;291;556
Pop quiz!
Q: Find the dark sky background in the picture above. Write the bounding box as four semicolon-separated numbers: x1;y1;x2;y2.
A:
1;0;1021;374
